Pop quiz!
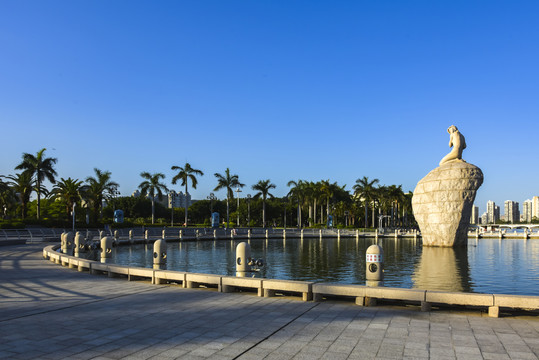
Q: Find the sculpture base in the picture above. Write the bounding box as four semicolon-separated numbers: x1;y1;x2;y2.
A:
412;161;483;247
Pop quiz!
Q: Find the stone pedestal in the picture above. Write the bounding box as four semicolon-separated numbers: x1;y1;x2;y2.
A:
412;161;483;247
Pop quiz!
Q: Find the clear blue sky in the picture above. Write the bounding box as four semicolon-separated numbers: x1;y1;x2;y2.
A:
1;1;538;215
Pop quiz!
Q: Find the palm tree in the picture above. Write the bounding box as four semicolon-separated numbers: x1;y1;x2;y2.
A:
3;173;35;219
171;163;204;227
214;168;244;227
15;148;57;219
402;192;414;227
306;181;320;225
252;179;276;228
353;176;379;228
0;179;13;219
377;185;391;228
138;172;168;224
287;179;305;228
320;180;342;227
387;184;404;227
51;177;84;220
85;168;119;223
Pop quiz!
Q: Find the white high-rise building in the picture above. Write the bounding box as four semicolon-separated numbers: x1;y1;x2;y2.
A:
481;212;488;225
504;200;520;224
523;199;533;223
470;205;479;224
487;201;498;224
168;191;191;209
532;196;539;220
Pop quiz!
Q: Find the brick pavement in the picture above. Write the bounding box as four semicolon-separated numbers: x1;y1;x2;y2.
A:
1;244;538;359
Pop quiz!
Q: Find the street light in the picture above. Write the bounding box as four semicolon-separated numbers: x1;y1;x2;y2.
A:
72;203;76;233
235;187;242;226
111;186;120;212
246;194;252;226
170;191;175;227
207;192;216;214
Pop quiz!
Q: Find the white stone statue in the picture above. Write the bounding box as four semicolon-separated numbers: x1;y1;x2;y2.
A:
440;125;466;166
439;125;466;166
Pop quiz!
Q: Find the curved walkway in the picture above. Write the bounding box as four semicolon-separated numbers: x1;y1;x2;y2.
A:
0;244;538;360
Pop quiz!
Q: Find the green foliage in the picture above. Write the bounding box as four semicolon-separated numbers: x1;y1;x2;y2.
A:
15;148;58;220
0;220;25;229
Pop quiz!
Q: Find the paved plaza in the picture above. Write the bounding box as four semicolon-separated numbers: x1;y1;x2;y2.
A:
1;244;538;360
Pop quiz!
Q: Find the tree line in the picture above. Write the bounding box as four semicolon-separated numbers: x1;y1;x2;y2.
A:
0;148;415;228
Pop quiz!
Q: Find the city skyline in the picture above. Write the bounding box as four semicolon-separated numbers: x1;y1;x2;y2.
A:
2;1;539;216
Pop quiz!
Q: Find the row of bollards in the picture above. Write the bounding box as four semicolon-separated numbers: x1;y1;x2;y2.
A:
60;230;385;286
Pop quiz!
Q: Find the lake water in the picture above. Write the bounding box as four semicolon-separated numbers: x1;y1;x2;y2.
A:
110;237;539;296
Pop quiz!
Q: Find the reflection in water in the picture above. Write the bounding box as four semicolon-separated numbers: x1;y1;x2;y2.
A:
412;247;471;292
105;236;539;296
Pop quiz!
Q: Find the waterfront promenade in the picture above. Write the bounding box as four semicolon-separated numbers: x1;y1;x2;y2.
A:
1;244;538;360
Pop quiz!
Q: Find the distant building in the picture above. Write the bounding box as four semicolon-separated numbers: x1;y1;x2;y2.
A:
504;200;520;224
470;205;479;224
533;196;539;220
132;189;168;207
481;212;488;225
523;199;533;223
487;201;500;224
168;190;191;209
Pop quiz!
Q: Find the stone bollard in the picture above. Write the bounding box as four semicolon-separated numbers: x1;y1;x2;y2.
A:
235;242;252;277
337;229;341;240
301;229;304;240
366;244;384;286
196;229;200;239
100;237;113;264
62;232;74;267
153;239;167;271
319;229;323;239
375;229;379;241
60;232;67;254
62;232;74;257
74;231;84;258
129;229;134;244
356;229;359;240
162;229;166;240
265;229;269;239
114;230;119;241
179;229;183;240
248;228;251;239
283;229;286;239
213;229;217;240
395;229;398;240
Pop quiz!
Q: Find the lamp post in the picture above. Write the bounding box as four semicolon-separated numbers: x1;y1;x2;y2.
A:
246;194;251;226
235;187;242;226
170;191;175;227
207;192;216;214
111;187;120;212
72;203;76;233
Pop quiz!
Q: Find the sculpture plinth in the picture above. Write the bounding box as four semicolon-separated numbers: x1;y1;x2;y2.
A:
412;161;483;247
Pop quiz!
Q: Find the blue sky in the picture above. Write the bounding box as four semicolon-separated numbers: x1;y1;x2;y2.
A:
1;1;538;215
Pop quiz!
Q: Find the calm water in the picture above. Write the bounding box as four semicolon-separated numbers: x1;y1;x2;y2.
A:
110;237;539;296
